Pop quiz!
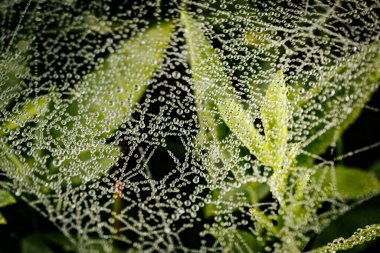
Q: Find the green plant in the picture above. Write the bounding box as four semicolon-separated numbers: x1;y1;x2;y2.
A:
1;1;380;252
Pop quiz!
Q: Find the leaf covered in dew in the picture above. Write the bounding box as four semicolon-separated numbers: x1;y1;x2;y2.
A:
220;229;261;252
0;96;49;136
204;182;270;218
181;11;265;161
1;22;172;185
0;1;380;252
261;70;289;168
0;40;30;112
312;166;380;199
76;21;173;135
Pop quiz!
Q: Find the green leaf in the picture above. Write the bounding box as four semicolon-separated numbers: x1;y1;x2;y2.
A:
60;144;120;185
0;212;6;224
0;96;49;179
180;10;228;143
0;189;16;225
76;21;173;135
261;71;288;168
181;11;265;161
312;166;380;199
21;234;75;253
0;40;30;112
22;237;55;253
0;96;48;136
85;244;125;253
245;29;270;47
209;224;261;253
41;21;173;145
250;207;277;234
218;99;265;160
0;141;29;177
370;159;380;180
0;22;173;197
297;42;380;164
204;182;270;218
0;190;16;208
21;22;173;186
221;229;261;253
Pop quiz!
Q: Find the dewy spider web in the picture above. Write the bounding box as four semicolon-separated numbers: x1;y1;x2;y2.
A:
0;0;380;252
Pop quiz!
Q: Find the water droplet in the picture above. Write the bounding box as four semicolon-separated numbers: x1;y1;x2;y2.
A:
172;71;181;79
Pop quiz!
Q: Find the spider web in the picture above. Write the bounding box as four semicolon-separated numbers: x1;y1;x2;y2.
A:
0;0;380;252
